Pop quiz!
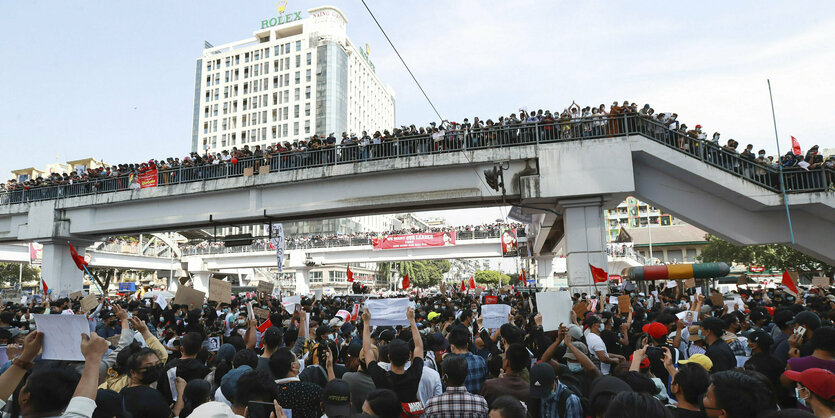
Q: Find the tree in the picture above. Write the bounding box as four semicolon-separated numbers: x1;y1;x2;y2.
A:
398;260;450;288
0;263;40;287
698;235;834;278
474;270;510;286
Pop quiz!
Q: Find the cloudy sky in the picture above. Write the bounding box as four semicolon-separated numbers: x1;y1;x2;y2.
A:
1;0;833;226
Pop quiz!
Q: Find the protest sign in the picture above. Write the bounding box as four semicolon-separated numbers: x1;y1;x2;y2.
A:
812;277;830;288
34;314;90;361
710;293;725;307
685;278;696;289
209;278;232;304
676;310;699;326
80;294;99;313
618;295;631;313
257;281;274;295
366;298;410;327
536;291;572;331
69;291;84;300
173;286;205;308
253;307;270;322
481;304;511;329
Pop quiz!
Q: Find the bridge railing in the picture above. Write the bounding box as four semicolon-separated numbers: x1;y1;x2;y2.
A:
2;114;831;205
179;229;503;256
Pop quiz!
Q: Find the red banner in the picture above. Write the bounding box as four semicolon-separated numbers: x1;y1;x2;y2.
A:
485;295;498;304
138;169;158;188
501;228;518;257
372;231;455;250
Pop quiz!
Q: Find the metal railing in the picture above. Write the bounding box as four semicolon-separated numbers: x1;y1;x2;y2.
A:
2;114;832;205
179;228;504;256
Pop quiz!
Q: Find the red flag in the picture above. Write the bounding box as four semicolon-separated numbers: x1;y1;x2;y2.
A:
791;136;802;156
347;266;354;283
68;243;87;271
460;280;466;292
782;269;799;295
402;274;409;290
589;264;608;283
351;304;360;321
41;278;48;295
519;269;527;283
257;318;273;333
469;276;476;289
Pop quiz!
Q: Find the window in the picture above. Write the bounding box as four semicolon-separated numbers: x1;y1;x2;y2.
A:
245;52;250;63
305;102;310;116
296;55;301;68
666;250;683;263
294;122;299;135
306;52;312;65
283;124;288;136
305;86;311;99
274;45;280;56
295;40;301;51
304;119;310;133
264;48;269;58
686;249;697;262
295;88;300;101
254;51;260;60
225;57;230;67
294;105;299;118
295;71;300;84
224;86;229;98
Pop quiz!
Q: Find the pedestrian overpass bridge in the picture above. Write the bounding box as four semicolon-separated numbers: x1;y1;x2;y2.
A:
1;115;832;294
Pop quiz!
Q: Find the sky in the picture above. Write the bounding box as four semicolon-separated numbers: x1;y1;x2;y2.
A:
1;1;834;227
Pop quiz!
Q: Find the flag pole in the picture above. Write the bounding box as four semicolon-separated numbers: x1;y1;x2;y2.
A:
767;79;795;244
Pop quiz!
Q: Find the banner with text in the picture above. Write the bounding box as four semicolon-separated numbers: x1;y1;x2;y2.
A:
372;231;455;251
138;169;158;189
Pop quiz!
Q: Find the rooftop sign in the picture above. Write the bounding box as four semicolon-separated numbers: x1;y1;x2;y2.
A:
261;1;303;29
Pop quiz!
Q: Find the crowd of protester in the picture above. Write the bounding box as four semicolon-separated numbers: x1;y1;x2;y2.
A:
3;102;833;203
179;222;524;254
1;276;833;418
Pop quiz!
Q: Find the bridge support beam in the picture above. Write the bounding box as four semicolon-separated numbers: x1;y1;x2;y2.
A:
560;197;608;295
294;268;311;295
40;240;92;297
535;256;554;288
191;272;212;293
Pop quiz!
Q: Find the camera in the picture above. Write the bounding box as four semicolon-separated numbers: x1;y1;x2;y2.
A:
646;346;664;359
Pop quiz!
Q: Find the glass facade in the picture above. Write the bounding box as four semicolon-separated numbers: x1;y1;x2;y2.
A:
315;42;347;136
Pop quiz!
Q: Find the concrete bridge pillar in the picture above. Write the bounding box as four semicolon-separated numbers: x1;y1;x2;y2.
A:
294;268;311;295
39;239;93;297
535;256;554;288
560;197;608;296
191;272;212;293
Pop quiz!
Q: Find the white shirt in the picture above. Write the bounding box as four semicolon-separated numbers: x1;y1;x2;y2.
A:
586;332;610;375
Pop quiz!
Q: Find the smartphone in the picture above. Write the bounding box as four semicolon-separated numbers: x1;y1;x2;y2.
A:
247;401;274;418
795;326;807;339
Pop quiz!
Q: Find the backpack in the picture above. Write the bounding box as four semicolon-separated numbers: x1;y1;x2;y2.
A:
558;383;590;418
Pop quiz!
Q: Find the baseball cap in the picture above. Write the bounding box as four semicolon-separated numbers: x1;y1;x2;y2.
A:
220;365;253;402
642;322;668;340
565;324;584;340
748;330;773;349
788;311;821;330
590;376;633;403
322;379;352;417
427;311;441;321
773;310;795;328
347;342;362;358
784;368;835;401
678;354;713;371
530;363;556;399
563;341;589;361
629;353;650;369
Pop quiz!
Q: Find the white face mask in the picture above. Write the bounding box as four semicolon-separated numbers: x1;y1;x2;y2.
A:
795;388;808;407
568;362;583;373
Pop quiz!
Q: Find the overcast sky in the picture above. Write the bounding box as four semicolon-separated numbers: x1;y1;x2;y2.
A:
2;0;833;227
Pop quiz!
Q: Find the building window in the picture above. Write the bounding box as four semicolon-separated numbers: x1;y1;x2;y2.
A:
305;86;311;99
304;119;310;133
305;102;310;116
295;40;301;51
306;69;311;82
296;55;301;68
295;88;300;101
306;52;312;65
294;122;299;135
295;71;300;84
294;105;299;118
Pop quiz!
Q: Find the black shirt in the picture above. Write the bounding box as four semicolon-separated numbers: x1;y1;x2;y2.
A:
368;357;424;403
121;386;171;418
670;406;707;418
705;339;736;372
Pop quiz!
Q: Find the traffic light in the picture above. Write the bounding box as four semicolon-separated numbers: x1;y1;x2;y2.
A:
484;167;500;191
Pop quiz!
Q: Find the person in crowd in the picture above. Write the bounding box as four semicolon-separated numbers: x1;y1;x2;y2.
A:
448;324;488;393
529;361;583;418
361;388;402;418
423;355;489;418
488;395;528;418
585;315;625;375
698;317;736;372
480;343;531;406
783;368;835;418
701;371;776;418
666;362;710;418
270;346;325;418
320;379;353;418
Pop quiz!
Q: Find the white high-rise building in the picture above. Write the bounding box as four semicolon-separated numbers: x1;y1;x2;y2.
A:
192;5;395;154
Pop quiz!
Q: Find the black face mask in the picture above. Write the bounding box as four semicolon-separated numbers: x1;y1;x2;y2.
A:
140;364;164;385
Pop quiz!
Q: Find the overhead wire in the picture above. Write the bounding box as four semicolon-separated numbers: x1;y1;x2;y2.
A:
359;0;509;222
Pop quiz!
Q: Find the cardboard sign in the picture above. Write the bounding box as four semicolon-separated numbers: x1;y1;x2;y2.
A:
252;307;270;322
710;293;725;307
812;277;830;288
173;286;206;308
259;165;270;175
243;167;254;176
69;291;84;300
209;278;232;304
737;275;748;286
685;278;696;289
80;294;99;313
106;335;122;347
618;295;631;313
572;301;589;317
257;281;274;295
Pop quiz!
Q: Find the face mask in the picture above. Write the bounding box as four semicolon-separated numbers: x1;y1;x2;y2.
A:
328;334;337;341
568;362;583;373
698;329;703;338
223;308;230;314
140;364;164;385
237;319;246;326
795;388;807;407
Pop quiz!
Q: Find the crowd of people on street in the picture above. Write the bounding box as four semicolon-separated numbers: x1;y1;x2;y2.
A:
3;101;833;203
1;276;833;418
